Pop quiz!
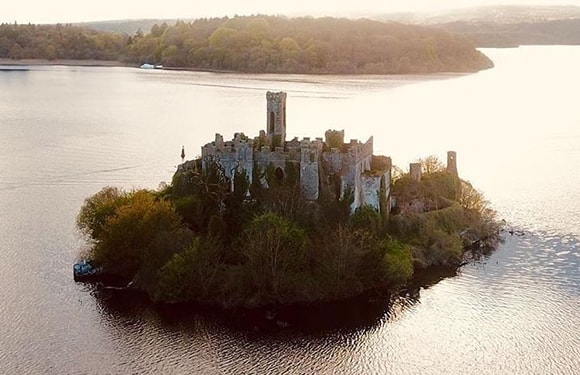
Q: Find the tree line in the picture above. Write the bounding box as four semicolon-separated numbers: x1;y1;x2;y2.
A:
0;23;127;60
1;16;493;74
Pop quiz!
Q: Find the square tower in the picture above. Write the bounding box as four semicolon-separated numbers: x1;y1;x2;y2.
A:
266;91;287;148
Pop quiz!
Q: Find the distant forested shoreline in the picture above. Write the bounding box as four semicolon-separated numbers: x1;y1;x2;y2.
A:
0;16;493;74
434;19;580;48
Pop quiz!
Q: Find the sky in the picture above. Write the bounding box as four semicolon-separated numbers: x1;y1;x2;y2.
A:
2;0;578;24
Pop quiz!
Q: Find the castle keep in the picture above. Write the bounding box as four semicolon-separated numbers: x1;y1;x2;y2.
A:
200;91;392;213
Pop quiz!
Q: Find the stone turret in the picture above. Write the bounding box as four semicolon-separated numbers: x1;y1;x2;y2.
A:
325;130;344;149
266;91;287;148
447;151;458;177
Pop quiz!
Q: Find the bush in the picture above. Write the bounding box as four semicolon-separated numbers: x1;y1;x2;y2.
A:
389;204;477;268
155;250;189;301
381;240;414;286
350;205;382;233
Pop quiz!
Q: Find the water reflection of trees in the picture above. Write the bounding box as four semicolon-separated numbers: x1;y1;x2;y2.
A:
89;264;464;337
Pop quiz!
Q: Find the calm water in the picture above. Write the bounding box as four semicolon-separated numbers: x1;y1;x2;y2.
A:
0;46;578;374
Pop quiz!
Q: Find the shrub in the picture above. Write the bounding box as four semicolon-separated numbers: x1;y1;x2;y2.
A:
381;240;414;286
389;204;478;268
155;251;189;301
350;205;382;233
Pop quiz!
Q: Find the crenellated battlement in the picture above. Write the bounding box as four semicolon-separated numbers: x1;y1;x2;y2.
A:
346;136;373;162
202;133;254;156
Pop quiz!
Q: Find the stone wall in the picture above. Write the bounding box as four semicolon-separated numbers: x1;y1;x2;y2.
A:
410;162;422;181
348;137;373;211
202;133;254;184
361;174;382;210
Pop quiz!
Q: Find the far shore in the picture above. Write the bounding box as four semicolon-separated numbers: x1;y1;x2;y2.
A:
0;58;476;79
0;58;233;72
0;58;130;67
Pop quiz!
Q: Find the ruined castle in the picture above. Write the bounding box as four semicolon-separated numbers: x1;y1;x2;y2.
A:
200;91;392;213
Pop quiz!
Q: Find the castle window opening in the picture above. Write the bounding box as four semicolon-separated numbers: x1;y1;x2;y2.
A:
275;167;284;182
269;111;275;133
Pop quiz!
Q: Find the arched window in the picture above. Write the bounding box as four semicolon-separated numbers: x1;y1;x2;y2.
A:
274;167;284;182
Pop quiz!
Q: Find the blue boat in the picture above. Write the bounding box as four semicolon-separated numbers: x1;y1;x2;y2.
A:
73;260;101;281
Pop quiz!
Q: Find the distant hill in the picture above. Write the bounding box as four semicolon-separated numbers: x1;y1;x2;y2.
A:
379;5;580;25
435;19;580;48
376;5;580;47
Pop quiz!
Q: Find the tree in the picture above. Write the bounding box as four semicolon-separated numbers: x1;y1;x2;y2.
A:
77;186;128;240
208;27;238;49
459;180;495;223
241;212;308;301
8;43;23;59
420;155;445;174
246;18;270;40
78;188;186;279
279;37;301;60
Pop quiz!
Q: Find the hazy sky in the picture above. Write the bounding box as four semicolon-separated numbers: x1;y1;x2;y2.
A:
2;1;578;24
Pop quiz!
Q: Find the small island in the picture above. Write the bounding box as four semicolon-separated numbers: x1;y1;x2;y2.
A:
76;91;499;308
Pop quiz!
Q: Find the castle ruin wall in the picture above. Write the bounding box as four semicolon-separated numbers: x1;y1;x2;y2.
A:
361;174;382;211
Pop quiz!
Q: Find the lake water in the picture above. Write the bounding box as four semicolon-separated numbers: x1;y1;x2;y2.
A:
0;46;578;374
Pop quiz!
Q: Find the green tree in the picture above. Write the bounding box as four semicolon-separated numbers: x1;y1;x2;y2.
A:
241;212;308;302
77;186;129;240
208;27;239;49
78;188;185;279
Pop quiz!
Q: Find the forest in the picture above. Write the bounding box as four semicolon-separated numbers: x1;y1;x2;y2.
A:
0;23;127;60
1;16;493;74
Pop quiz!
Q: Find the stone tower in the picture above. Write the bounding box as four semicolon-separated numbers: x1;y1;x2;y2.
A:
410;162;422;181
447;151;458;177
266;91;287;148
